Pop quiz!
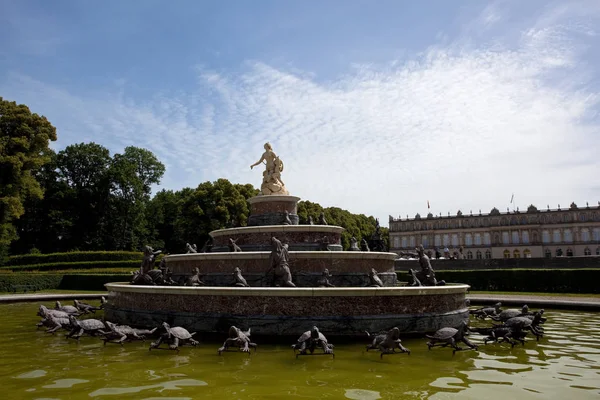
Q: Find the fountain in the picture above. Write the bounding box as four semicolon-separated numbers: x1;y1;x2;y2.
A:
104;142;470;336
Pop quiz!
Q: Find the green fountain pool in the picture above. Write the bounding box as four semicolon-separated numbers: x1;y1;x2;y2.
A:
0;302;599;400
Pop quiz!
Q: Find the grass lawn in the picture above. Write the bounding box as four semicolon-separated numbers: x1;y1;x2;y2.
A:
469;290;600;298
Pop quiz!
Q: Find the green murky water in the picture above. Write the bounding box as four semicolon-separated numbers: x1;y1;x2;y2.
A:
0;303;599;399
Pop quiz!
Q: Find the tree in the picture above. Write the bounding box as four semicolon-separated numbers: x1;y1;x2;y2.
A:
106;146;165;250
0;97;57;259
146;188;187;251
297;200;382;250
55;142;112;249
171;179;259;252
10;150;70;254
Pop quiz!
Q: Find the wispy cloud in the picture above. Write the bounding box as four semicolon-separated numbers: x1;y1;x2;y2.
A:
1;3;599;224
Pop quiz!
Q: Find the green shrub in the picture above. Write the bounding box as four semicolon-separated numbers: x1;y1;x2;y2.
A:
1;260;140;272
400;269;600;294
7;251;144;266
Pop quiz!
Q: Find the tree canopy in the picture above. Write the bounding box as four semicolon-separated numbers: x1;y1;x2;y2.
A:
0;97;57;259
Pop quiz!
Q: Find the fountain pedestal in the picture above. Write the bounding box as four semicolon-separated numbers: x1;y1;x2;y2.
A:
247;195;301;226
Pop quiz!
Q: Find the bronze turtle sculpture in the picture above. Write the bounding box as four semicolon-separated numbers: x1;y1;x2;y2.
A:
470;302;502;319
37;305;70;321
471;325;528;347
150;322;199;351
365;327;410;358
39;314;73;334
65;315;106;340
426;321;478;354
55;301;80;315
99;321;150;345
502;311;544;341
292;326;334;357
74;299;101;314
490;305;529;322
218;326;257;355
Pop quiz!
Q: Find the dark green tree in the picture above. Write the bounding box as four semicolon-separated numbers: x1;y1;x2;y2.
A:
55;142;112;249
146;188;187;252
107;146;165;250
10;150;70;254
0;97;57;260
298;200;383;250
172;179;258;251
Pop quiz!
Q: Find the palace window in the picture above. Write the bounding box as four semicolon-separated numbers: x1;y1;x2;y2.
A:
522;231;529;244
451;234;459;247
474;233;482;246
584;248;591;256
401;237;408;248
393;236;400;248
511;231;520;244
524;249;531;258
465;234;473;246
580;213;587;222
485;249;492;259
513;249;520;258
476;250;482;259
566;248;573;257
563;229;573;243
553;230;562;243
467;251;473;259
581;229;590;242
502;232;510;244
409;236;416;247
556;248;563;257
593;228;600;241
483;233;491;245
596;247;600;256
422;236;429;248
542;230;550;244
443;234;450;246
544;249;551;258
503;249;510;259
434;235;441;247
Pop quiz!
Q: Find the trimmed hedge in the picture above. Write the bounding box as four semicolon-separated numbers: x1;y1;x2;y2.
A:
1;260;140;272
0;273;129;292
0;274;64;292
423;269;600;294
6;251;144;266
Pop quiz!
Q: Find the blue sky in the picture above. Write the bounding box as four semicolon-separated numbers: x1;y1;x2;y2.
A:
1;0;599;225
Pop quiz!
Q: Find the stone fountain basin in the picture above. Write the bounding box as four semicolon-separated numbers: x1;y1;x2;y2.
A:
166;251;398;286
104;283;470;336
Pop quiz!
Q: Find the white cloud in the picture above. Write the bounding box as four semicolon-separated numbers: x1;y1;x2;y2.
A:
1;4;599;225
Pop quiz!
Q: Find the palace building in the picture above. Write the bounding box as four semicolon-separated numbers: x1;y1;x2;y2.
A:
388;203;600;259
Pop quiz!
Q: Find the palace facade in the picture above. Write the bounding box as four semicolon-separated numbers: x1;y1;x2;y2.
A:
389;203;600;259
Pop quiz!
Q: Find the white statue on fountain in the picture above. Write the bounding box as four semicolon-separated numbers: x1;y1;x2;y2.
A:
250;142;289;195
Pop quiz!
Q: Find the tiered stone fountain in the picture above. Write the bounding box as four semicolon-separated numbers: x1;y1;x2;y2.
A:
105;143;469;336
